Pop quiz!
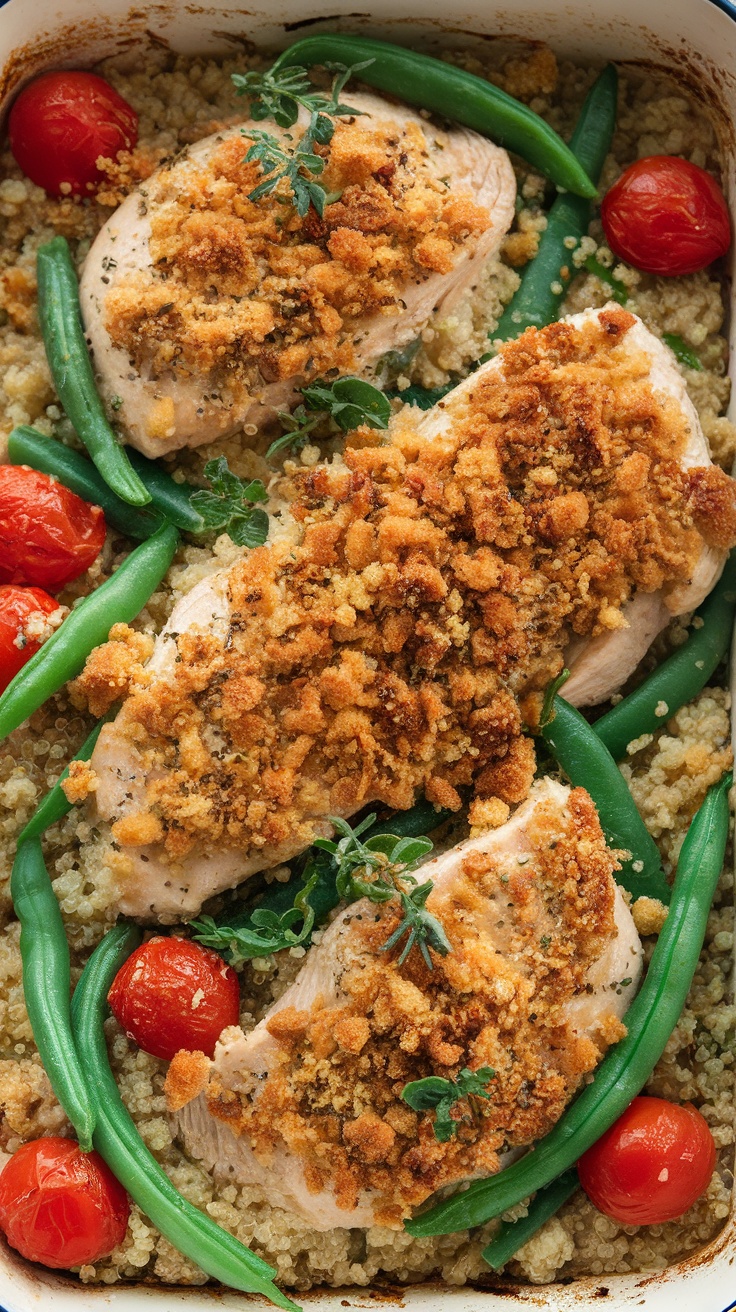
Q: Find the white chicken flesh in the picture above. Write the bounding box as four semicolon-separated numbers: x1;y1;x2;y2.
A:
80;94;516;456
166;779;643;1229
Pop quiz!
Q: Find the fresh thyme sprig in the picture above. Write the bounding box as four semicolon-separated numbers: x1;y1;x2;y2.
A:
401;1067;497;1142
233;60;372;132
314;815;449;969
189;873;318;966
190;457;269;547
240;60;372;217
266;377;391;461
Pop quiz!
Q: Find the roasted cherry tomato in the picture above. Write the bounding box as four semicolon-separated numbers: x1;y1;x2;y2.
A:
108;936;241;1061
8;71;138;198
0;584;61;693
0;465;106;590
578;1096;716;1225
0;1136;129;1269
601;155;731;276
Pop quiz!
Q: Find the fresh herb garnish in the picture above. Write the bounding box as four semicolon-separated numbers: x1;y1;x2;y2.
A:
266;377;391;461
314;815;448;968
539;667;570;731
401;1067;497;1142
239;60;371;217
662;333;703;371
584;254;629;304
190;457;269;547
233;60;371;132
189;873;318;966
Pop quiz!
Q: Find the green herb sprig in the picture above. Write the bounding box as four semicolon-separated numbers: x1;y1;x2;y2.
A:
240;60;371;217
267;377;391;461
189;873;318;966
401;1067;497;1142
314;815;449;969
233;60;371;132
190;458;269;547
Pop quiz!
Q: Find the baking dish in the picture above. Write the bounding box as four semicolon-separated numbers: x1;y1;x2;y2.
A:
0;0;735;1308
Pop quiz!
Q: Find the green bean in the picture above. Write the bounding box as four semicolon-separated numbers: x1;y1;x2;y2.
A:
542;695;670;904
11;838;96;1151
71;925;300;1312
216;796;454;940
17;717;110;844
0;523;179;744
406;770;731;1237
493;64;617;344
36;237;151;508
127;449;207;535
593;553;736;761
481;1170;579;1269
272;37;596;199
8;426;165;541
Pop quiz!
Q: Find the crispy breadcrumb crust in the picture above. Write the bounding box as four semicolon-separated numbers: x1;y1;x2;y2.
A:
171;787;625;1224
102;116;491;396
73;309;736;867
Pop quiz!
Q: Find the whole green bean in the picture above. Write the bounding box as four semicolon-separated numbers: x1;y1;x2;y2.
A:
272;37;596;199
17;717;109;844
542;695;671;904
11;838;96;1151
71;925;299;1312
406;770;731;1236
593;553;736;761
8;426;165;541
481;1170;579;1270
36;237;151;508
0;522;179;744
493;64;617;343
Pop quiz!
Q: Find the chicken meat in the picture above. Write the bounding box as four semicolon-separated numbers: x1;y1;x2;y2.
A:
166;779;643;1229
80;93;516;456
72;304;736;921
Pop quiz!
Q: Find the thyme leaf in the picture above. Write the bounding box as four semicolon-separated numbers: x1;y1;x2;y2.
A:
189;873;318;965
266;377;391;461
401;1067;497;1142
190;457;269;547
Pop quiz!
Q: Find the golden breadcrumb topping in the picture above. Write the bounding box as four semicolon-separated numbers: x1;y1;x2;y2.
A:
71;308;736;866
101;114;490;396
169;787;627;1225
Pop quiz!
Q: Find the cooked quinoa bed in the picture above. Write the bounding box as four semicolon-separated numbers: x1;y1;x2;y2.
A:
0;36;734;1294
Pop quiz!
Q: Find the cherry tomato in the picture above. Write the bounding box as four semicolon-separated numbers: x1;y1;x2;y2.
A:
578;1096;716;1225
601;155;731;277
0;465;106;591
108;937;241;1061
8;71;138;198
0;584;61;693
0;1136;129;1269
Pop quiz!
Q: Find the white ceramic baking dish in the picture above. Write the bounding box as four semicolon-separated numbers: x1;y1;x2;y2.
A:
0;0;735;1308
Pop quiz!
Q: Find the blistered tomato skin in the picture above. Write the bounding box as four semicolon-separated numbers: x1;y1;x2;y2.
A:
0;465;106;590
578;1096;716;1225
0;1137;129;1269
108;936;241;1061
0;584;61;693
601;155;731;277
8;71;138;198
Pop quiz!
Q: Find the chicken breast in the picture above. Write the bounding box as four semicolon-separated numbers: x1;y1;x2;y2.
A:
75;303;736;922
80;94;516;457
167;779;643;1229
415;305;729;707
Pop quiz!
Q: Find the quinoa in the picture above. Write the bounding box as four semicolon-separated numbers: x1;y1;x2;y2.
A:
0;37;733;1295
